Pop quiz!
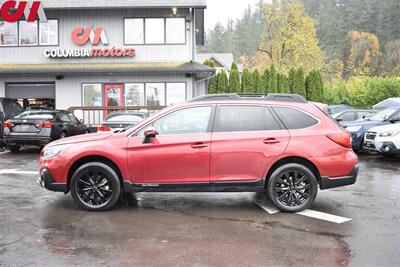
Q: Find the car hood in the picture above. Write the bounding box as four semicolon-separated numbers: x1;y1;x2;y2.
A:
47;132;113;147
342;120;384;128
369;123;400;133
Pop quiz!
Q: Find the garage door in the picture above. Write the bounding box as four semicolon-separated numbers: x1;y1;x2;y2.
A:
5;83;55;99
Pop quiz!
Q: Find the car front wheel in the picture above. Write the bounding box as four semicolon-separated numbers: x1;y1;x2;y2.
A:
70;162;121;211
267;163;318;212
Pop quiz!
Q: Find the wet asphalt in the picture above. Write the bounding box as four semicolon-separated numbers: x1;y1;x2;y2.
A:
0;148;399;267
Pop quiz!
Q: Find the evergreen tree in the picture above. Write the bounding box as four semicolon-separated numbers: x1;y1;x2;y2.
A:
262;68;270;93
241;69;253;93
278;73;290;94
208;73;219;94
252;69;263;94
217;70;229;93
288;68;296;93
203;59;215;68
229;66;241;93
267;65;278;93
292;68;306;97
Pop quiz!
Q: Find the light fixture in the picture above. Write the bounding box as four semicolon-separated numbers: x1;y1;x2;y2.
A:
172;7;177;15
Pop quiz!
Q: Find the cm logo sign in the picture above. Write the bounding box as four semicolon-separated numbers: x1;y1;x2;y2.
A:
71;27;109;46
0;1;47;22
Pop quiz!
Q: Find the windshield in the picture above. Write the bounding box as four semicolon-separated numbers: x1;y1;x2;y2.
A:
15;111;56;120
106;115;144;123
369;108;398;121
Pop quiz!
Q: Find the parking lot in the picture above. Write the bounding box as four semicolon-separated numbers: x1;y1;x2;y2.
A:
0;149;399;266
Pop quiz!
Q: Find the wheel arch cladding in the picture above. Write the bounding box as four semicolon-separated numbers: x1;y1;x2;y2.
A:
67;155;124;191
266;156;321;185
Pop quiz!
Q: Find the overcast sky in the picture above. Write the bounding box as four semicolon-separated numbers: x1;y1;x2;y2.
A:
205;0;259;30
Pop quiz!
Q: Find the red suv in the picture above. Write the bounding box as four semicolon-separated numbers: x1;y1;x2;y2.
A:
38;94;358;212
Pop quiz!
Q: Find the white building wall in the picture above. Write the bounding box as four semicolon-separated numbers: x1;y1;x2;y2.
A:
0;82;5;98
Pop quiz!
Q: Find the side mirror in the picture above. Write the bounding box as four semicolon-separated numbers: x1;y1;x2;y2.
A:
336;118;343;122
143;126;158;144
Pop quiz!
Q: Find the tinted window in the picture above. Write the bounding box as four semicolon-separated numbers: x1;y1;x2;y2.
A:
214;106;280;132
58;113;71;122
274;107;318;129
149;106;212;136
68;113;79;124
15;111;55;120
339;111;355;121
1;101;23;119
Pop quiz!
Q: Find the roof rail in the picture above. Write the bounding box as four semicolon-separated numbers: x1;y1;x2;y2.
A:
263;93;307;103
189;93;241;102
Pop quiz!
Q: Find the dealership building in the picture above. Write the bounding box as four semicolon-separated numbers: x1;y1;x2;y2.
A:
0;0;212;115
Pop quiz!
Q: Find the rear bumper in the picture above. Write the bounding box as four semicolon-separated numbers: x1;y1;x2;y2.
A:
38;168;68;193
320;164;359;190
4;135;51;147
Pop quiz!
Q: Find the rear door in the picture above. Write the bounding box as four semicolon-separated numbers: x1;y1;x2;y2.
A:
210;105;290;183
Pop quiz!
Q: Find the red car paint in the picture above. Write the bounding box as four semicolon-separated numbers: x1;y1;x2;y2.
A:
40;99;358;190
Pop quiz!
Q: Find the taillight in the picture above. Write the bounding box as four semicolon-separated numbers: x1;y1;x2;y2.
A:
3;122;14;128
327;132;352;148
36;121;55;128
97;125;111;131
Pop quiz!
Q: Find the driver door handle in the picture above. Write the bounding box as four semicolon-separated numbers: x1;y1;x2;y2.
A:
263;138;280;145
191;142;209;149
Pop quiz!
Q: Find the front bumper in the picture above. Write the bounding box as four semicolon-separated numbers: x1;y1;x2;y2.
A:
4;135;51;147
320;164;359;190
38;168;68;193
380;142;400;155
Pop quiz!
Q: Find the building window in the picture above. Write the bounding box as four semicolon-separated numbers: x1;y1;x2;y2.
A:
19;21;38;46
166;83;186;105
145;18;165;44
125;83;145;106
124;17;186;45
166;18;185;44
83;84;102;106
0;21;18;46
39;20;58;45
146;83;165;106
124;18;144;45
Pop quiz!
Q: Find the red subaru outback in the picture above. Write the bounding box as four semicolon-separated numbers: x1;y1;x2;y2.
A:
38;94;358;212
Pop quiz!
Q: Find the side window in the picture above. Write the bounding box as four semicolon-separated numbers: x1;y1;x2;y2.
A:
58;113;71;122
214;106;280;132
274;107;318;129
340;111;355;121
139;106;212;136
390;111;400;121
68;113;79;124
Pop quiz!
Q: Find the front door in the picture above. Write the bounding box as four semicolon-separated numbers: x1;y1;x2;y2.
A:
127;106;214;185
210;105;290;183
104;84;124;115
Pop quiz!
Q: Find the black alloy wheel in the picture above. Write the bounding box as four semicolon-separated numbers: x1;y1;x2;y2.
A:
267;163;318;212
70;162;121;211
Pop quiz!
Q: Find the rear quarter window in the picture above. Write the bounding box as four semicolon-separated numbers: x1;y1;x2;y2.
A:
273;107;319;129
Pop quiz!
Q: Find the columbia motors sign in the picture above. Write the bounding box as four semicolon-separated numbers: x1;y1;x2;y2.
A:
0;0;46;22
45;27;136;58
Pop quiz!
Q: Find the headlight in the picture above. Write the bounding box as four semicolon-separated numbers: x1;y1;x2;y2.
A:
346;126;362;133
379;131;400;137
42;145;68;159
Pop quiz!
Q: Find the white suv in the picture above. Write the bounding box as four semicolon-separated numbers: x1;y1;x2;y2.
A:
364;123;400;156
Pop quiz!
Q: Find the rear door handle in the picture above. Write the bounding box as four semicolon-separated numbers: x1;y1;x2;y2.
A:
191;142;209;149
263;138;280;145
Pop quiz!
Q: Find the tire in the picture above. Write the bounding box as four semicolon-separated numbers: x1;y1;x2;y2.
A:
267;163;318;212
9;145;20;153
60;132;67;139
70;162;121;211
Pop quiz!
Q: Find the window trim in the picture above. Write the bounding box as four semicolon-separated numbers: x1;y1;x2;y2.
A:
0;18;59;48
123;17;187;46
213;104;283;134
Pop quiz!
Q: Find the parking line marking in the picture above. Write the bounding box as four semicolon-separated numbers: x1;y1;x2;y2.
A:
0;169;37;175
296;209;352;224
254;201;280;214
0;151;10;155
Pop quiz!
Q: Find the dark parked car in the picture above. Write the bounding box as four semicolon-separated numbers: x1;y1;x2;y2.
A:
3;110;88;152
332;109;378;124
342;107;400;151
0;98;23;148
97;111;149;132
328;104;353;115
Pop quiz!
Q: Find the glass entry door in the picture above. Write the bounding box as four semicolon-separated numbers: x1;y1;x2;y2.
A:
104;84;124;115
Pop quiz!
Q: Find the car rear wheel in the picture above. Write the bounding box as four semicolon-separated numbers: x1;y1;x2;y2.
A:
70;162;121;211
267;163;318;212
9;145;20;153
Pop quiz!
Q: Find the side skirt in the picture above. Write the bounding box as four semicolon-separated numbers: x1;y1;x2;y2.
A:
123;180;265;193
